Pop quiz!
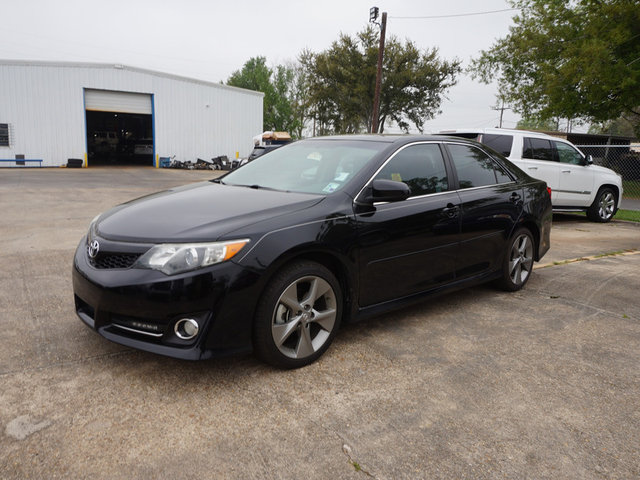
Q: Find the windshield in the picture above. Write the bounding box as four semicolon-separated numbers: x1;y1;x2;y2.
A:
222;139;386;195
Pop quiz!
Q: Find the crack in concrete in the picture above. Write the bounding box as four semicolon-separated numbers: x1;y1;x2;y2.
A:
533;285;639;323
341;442;376;478
307;418;377;478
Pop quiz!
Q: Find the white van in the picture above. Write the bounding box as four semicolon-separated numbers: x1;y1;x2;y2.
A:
439;128;623;222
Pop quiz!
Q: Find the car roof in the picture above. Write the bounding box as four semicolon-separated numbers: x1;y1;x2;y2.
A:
305;134;474;145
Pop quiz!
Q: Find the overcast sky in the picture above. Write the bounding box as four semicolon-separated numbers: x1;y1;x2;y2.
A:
2;0;525;132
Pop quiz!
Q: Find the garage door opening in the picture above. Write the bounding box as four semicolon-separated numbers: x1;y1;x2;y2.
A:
84;89;154;166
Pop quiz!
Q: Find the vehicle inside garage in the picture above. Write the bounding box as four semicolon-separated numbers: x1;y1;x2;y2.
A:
85;111;153;165
84;89;153;166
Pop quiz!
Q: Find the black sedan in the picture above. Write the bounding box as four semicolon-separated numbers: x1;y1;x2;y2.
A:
73;135;552;368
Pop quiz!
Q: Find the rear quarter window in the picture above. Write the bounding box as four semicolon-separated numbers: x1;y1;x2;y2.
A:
442;133;480;140
480;134;513;157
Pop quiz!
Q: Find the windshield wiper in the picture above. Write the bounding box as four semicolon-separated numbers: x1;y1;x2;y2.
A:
231;184;279;191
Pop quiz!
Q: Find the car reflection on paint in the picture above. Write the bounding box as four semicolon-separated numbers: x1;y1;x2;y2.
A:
72;135;552;368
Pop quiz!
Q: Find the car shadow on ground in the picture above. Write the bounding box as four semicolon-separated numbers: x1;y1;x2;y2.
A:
551;212;589;223
102;283;485;379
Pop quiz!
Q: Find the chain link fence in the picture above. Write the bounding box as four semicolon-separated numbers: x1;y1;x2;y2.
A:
574;143;640;222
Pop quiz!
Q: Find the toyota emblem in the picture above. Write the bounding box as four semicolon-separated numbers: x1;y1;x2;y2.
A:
88;240;100;259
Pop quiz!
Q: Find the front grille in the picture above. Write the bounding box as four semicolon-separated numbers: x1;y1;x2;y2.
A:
89;252;141;269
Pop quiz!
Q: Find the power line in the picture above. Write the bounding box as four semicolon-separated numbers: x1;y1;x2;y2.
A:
390;8;518;20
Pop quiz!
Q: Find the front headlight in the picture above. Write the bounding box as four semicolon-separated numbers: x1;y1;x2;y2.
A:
134;239;250;275
87;214;101;244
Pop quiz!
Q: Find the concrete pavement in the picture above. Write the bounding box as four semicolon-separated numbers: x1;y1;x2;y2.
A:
621;197;640;211
1;167;639;479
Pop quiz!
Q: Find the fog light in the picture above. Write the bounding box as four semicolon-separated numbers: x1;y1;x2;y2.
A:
174;318;199;340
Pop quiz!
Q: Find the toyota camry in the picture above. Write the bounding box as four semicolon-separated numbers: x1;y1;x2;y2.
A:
73;135;552;368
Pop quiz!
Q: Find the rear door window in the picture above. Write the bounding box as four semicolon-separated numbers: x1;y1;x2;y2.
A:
447;144;513;189
523;138;555;161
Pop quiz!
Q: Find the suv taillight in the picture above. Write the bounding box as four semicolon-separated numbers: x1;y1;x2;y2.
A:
547;187;552;197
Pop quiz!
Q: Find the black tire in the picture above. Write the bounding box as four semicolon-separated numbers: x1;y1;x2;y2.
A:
586;187;616;223
498;228;535;292
253;261;342;369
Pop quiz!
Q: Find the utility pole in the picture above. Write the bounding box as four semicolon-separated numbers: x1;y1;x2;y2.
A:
491;99;511;128
370;7;387;133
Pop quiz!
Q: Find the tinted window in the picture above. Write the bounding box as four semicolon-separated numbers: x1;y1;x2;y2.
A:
523;138;555;161
248;146;270;160
0;123;8;147
493;161;514;183
481;134;513;157
447;144;507;188
375;144;448;197
442;132;480;140
554;141;583;165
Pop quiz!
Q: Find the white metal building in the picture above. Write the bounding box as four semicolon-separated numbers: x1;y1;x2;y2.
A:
0;60;263;167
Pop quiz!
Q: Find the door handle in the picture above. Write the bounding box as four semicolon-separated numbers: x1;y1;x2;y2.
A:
561;170;571;173
442;203;459;218
510;192;522;204
528;167;538;170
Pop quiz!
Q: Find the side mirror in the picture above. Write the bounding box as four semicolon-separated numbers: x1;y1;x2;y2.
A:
360;179;411;204
586;154;594;165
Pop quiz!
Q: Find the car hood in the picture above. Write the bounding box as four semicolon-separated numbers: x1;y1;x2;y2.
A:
96;181;324;243
589;164;622;181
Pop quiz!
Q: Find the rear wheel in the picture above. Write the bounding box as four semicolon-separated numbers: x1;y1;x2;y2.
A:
498;228;534;292
587;187;616;222
253;261;342;369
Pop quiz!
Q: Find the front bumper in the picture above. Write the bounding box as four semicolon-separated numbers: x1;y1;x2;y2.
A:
72;237;260;360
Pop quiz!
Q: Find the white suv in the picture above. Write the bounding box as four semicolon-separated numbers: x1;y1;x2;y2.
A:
439;128;623;222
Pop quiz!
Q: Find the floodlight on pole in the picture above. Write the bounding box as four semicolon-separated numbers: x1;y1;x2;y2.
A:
369;6;379;24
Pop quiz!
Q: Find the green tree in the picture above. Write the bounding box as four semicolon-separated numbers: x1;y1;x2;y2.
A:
271;64;304;137
470;0;640;137
301;26;461;134
589;114;639;138
516;116;559;131
227;57;301;134
285;57;312;139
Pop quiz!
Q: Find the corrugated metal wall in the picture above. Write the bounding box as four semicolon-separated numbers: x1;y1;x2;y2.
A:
0;61;263;166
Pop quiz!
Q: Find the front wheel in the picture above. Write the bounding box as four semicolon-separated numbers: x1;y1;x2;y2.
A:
498;228;535;292
253;261;342;369
587;187;616;222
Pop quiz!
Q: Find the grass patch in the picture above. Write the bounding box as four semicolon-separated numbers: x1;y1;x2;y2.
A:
622;180;640;199
538;248;638;269
554;209;639;222
615;209;640;222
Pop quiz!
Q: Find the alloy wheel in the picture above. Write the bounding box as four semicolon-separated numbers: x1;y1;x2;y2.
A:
271;275;337;359
508;233;533;286
598;191;616;221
